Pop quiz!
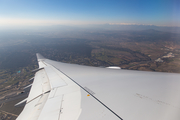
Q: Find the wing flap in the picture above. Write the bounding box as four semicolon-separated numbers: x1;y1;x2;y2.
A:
17;95;42;120
26;69;51;103
37;95;63;120
28;93;50;120
17;55;82;120
44;66;67;89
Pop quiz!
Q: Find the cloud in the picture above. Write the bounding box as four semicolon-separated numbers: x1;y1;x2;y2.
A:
0;18;178;27
108;23;180;27
109;23;139;25
108;23;156;26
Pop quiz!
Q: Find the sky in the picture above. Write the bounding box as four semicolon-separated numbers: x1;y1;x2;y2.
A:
0;0;180;27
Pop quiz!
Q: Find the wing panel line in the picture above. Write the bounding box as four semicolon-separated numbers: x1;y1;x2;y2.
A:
49;64;123;120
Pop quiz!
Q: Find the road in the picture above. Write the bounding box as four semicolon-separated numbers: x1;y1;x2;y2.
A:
0;110;18;117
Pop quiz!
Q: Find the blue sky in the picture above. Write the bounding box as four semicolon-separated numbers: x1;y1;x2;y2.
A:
0;0;180;27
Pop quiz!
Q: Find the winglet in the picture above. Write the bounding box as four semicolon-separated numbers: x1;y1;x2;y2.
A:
36;53;46;60
36;53;47;68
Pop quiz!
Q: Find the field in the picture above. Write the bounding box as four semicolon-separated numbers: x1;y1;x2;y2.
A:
0;29;180;119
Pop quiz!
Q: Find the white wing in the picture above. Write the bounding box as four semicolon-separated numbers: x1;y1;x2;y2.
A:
16;53;180;120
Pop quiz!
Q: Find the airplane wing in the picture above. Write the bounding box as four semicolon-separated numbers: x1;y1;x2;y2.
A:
16;53;180;120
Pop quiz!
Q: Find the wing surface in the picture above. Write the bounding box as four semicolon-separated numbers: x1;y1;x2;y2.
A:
16;54;82;120
16;53;180;120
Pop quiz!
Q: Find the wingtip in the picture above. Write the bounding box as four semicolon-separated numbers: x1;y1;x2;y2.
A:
36;53;46;60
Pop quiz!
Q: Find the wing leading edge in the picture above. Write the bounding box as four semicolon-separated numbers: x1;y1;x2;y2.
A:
16;53;180;120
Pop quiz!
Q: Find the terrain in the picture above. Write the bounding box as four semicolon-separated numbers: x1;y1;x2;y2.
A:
0;28;180;120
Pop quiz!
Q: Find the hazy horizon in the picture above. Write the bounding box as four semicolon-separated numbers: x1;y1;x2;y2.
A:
0;0;180;28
